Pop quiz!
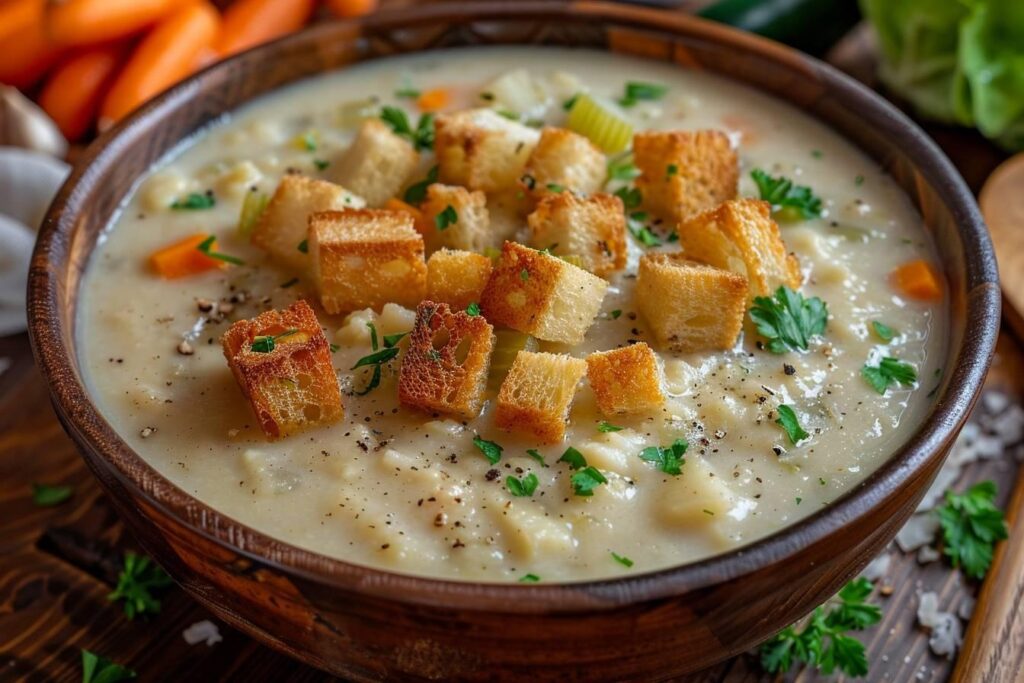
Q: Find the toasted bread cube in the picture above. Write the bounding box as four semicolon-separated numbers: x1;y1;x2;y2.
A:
426;249;493;310
434;108;540;192
331;119;419;208
398;301;495;419
527;192;627;278
678;198;800;297
521;127;606;197
308;209;426;314
480;241;608;344
633;130;738;223
586;343;665;415
251;174;365;269
495;351;587;443
419;183;493;253
221;300;343;439
636;253;748;353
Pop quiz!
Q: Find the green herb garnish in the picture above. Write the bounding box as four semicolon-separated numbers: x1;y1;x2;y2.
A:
614;185;642;210
545;183;565;193
611;551;634;568
519;573;540;583
313;159;330;171
107;552;172;619
507;473;539;497
607;152;640;182
608;309;622;320
557;446;587;470
395;84;420;99
520;269;530;281
775;405;809;445
465;302;481;316
435;204;458;231
526;449;547;467
562;94;580;111
665;163;678;179
871;320;896;342
329;343;340;353
936;481;1008;579
619;81;668;107
379;106;434;151
350;322;404;395
297;239;309;254
32;482;72;506
570;466;608;497
473;436;503;465
170;192;215;210
196;235;245;266
861;357;917;395
404;165;438;204
627;212;661;247
81;650;136;683
638;438;687;476
597;421;623;433
751;168;823;220
749;286;828;354
250;328;299;354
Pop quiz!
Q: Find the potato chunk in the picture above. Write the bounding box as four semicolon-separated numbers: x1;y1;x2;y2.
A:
527;192;627;277
586;343;665;415
426;249;493;310
419;183;493;253
480;241;608;344
521;127;606;198
434;108;540;192
251;174;364;269
398;301;495;419
495;351;587;443
633;129;737;223
331;119;419;207
678;198;801;297
636;253;748;353
221;300;343;439
308;209;426;314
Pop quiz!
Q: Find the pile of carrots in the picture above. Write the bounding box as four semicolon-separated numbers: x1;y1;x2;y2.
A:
0;0;377;142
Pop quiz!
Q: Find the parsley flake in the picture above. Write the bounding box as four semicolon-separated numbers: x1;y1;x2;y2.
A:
749;286;828;354
379;106;434;151
751;168;823;220
614;185;642;210
81;650;136;683
557;446;587;470
330;343;340;353
507;473;539;497
871;320;896;342
465;302;481;316
107;552;173;619
608;309;622;320
170;192;215;210
611;551;634;568
404;165;439;204
597;421;623;433
627;211;661;247
546;183;565;193
473;436;503;465
936;481;1008;579
435;204;458;231
520;269;530;281
350;322;405;395
775;405;809;445
297;239;309;254
861;357;917;394
250;329;298;353
313;159;330;171
196;235;245;266
665;163;678;179
519;573;540;583
638;438;687;476
562;94;580;111
570;466;608;497
619;81;668;107
526;449;547;467
32;482;72;506
607;152;640;182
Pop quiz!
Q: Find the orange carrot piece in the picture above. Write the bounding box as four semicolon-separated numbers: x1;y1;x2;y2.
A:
0;1;64;89
98;2;220;128
39;44;125;141
891;259;943;301
323;0;378;19
46;0;181;47
416;88;450;113
385;198;424;223
214;0;316;58
0;0;43;39
150;234;224;278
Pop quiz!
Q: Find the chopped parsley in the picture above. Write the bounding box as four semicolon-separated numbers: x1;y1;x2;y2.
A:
861;356;917;395
404;165;439;204
749;286;828;354
607;309;622;320
107;552;172;619
465;302;481;316
545;183;565;193
526;449;547;467
296;239;309;254
329;343;340;353
562;93;580;111
855;174;865;186
519;573;541;583
379;106;434;151
507;473;539;497
614;185;642;210
936;481;1008;579
394;81;420;99
760;578;882;677
473;436;503;465
196;235;245;266
250;328;298;353
638;438;687;476
32;482;72;506
350;322;405;395
627;212;661;247
557;446;587;470
313;159;330;171
619;81;668;107
297;130;318;151
775;405;809;445
811;149;823;159
606;152;640;182
170;192;215;210
81;650;136;683
751;168;823;220
871;320;896;342
570;466;608;497
597;421;623;433
611;551;634;568
665;163;678;179
435;204;458;231
520;269;530;281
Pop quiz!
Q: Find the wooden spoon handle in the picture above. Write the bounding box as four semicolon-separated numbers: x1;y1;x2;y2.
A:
950;465;1024;682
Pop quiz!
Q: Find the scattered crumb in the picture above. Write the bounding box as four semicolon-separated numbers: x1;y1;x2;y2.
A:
916;545;941;564
917;591;962;659
182;620;222;646
860;552;891;582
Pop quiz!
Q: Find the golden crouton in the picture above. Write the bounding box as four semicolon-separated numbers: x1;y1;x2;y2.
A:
636;253;748;353
495;350;587;443
678;198;800;297
221;300;343;440
479;241;609;344
426;249;493;310
521;127;606;198
331;119;419;208
418;183;493;253
251;174;365;269
527;192;627;278
398;301;495;419
586;343;665;415
308;209;426;314
633;130;737;223
434;108;540;192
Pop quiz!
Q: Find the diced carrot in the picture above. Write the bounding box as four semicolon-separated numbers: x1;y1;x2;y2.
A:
384;198;424;223
323;0;378;19
46;0;182;46
0;2;64;89
416;88;450;112
39;44;126;141
150;234;225;278
214;0;316;58
891;259;943;301
98;2;220;128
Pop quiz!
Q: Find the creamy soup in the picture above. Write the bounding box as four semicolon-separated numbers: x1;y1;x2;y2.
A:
79;47;946;582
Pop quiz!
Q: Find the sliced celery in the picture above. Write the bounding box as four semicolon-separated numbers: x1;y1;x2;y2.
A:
488;331;538;392
558;254;586;268
238;190;269;238
566;94;633;153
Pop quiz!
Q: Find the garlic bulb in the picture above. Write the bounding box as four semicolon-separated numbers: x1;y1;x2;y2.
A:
0;86;68;159
0;146;70;230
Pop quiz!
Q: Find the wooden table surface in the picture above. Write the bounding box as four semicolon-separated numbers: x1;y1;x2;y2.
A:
0;14;1018;683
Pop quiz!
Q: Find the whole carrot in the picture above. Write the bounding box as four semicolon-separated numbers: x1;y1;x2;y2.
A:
40;45;126;141
46;0;183;47
214;0;317;58
0;0;63;89
324;0;379;19
99;2;220;128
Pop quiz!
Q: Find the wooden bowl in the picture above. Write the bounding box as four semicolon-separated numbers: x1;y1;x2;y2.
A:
27;2;1000;680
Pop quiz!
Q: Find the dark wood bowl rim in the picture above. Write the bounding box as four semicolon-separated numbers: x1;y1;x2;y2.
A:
28;1;1000;612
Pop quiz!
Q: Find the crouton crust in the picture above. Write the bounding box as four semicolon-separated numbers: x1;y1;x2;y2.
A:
308;208;427;314
586;343;665;415
636;252;748;353
398;301;495;419
495;350;587;443
633;130;738;223
221;300;343;440
331;119;419;207
678;198;801;297
521;127;606;198
434;108;540;192
527;192;627;277
419;183;494;253
426;249;493;310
